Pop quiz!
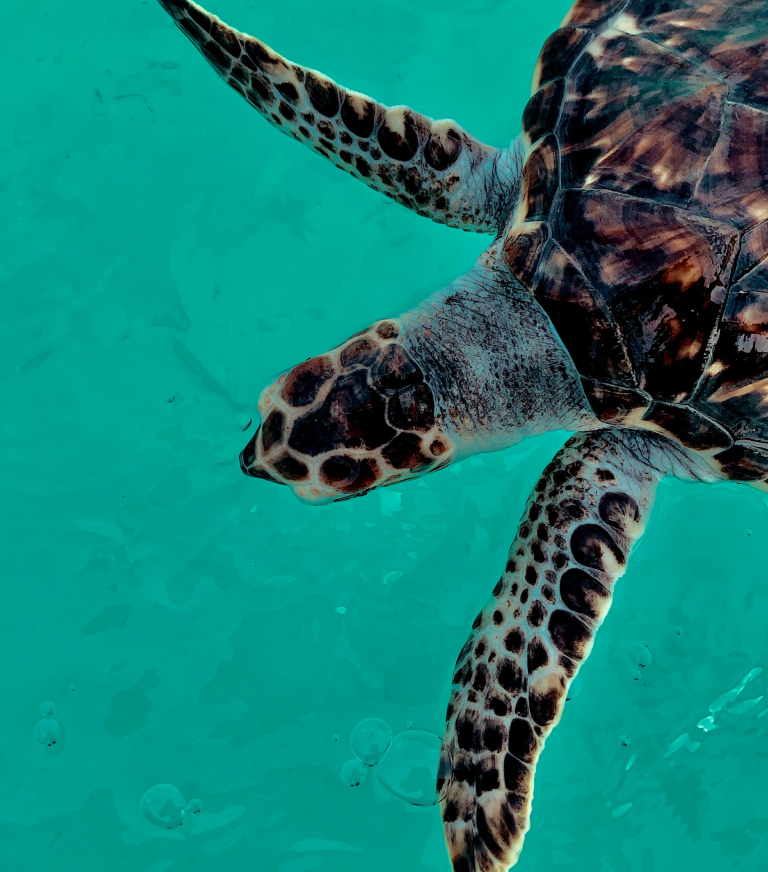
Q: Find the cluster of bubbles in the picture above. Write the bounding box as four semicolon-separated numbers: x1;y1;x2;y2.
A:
139;784;203;830
340;717;452;807
33;701;61;747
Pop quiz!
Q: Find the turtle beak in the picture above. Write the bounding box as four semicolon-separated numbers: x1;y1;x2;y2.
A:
239;427;284;484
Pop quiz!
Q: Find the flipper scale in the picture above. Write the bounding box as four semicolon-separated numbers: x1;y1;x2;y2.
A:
440;428;706;871
157;0;522;233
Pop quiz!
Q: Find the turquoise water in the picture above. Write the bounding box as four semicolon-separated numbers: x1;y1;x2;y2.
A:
4;0;768;869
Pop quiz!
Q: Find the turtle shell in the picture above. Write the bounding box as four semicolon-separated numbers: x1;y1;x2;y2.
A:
504;0;768;482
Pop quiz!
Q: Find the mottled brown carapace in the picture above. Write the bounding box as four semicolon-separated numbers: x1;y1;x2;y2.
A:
504;0;768;483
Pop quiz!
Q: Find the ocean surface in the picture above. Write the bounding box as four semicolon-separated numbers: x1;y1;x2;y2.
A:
4;0;768;870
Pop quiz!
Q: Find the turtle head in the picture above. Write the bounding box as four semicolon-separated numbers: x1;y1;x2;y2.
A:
239;318;457;504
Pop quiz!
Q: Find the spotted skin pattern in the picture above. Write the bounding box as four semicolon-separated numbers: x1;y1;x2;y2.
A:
153;1;768;870
240;318;456;503
157;0;522;233
505;0;768;485
440;428;702;872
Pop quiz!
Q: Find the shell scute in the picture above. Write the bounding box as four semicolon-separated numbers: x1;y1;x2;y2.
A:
512;0;768;475
562;0;629;28
533;243;632;383
504;222;549;288
523;78;565;146
692;103;768;227
696;283;768;444
518;135;560;223
532;27;592;93
642;402;732;452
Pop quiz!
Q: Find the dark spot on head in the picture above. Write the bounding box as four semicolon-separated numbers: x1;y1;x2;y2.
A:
493;609;504;625
531;541;546;563
505;558;517;574
536;523;549;542
387;383;435;432
472;612;483;630
553;550;568;570
382;432;431;471
340;337;379;369
372;344;422;389
305;71;340;116
261;410;284;451
504;628;525;654
515;697;529;717
549;609;592;660
289;370;394;456
281;356;334;407
492;579;504;597
519;524;531;539
525;565;538;586
298;125;310;138
571;524;625;571
497;659;524;695
511;582;519;596
271;452;309;482
278;101;296;121
599;491;641;532
520;588;529;605
528;504;542;521
542;584;555;603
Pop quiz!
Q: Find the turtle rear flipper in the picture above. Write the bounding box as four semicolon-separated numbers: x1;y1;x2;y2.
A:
157;0;522;233
441;429;713;871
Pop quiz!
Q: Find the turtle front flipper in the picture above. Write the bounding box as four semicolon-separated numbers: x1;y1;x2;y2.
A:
440;429;713;872
157;0;522;233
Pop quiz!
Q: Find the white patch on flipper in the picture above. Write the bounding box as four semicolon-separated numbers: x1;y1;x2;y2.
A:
614;13;643;35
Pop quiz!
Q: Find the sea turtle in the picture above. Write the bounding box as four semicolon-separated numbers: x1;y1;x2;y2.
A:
156;0;768;869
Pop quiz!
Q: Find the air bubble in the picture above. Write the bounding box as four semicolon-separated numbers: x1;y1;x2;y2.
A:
628;642;652;668
341;759;367;787
139;784;187;830
350;718;392;766
39;700;55;717
33;718;61;746
376;729;452;807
